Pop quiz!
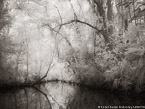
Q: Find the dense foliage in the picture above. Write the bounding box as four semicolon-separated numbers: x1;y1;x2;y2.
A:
1;0;145;92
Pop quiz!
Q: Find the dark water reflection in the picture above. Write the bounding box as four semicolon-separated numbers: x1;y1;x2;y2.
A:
0;82;145;109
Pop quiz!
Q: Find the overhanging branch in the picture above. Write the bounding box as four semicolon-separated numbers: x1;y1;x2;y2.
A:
51;19;113;49
53;19;101;33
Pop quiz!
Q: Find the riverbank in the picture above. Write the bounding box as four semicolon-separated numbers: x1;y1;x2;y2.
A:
0;78;145;95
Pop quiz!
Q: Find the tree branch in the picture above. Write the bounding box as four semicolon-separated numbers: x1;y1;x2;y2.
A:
53;19;101;33
33;86;52;109
54;5;63;24
33;53;55;85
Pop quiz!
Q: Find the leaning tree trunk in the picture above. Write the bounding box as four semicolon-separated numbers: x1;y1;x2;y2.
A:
93;0;113;50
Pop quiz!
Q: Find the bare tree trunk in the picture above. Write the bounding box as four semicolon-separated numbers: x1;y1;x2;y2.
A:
107;0;113;34
93;0;113;50
133;0;137;25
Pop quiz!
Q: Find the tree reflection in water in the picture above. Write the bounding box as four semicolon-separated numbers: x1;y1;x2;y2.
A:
0;86;52;109
0;82;145;109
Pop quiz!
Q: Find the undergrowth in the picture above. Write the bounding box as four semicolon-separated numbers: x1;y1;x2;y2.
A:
64;24;145;93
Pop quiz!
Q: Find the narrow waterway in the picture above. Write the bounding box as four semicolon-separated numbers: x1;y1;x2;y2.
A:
0;82;145;109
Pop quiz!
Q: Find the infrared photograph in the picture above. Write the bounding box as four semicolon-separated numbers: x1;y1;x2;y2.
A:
0;0;145;109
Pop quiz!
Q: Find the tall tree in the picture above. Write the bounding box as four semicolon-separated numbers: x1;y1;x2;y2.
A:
92;0;114;50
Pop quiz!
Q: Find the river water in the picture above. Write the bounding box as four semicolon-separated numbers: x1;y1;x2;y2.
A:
0;82;145;109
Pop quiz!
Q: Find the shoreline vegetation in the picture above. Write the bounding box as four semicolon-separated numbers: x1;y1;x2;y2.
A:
1;47;145;93
1;46;145;94
1;0;145;95
0;77;144;94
